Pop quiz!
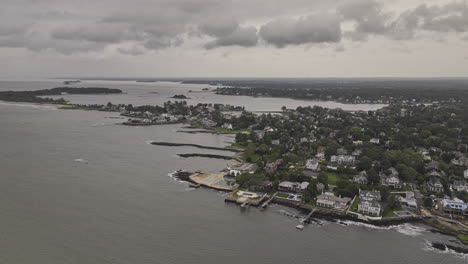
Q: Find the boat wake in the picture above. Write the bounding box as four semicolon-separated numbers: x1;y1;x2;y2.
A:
74;158;88;164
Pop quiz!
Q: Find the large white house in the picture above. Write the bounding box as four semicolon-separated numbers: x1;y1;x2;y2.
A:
358;200;382;216
278;181;309;194
316;192;351;211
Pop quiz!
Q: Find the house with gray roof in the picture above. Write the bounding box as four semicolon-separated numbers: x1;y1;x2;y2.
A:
427;176;444;193
452;180;468;192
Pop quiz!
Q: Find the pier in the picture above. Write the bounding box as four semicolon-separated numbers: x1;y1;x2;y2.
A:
260;192;277;209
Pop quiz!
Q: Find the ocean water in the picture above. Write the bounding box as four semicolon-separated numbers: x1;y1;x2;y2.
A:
0;80;466;263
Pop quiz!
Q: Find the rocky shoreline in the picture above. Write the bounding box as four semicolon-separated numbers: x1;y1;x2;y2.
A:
151;141;241;152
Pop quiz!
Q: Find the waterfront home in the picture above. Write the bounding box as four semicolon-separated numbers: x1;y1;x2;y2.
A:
329;155;356;167
248;180;273;193
427;176;444;193
399;192;418;209
358;199;381;216
305;158;319;171
226;163;257;177
316;192;351;211
359;189;381;201
452;180;468;192
353;171;368;185
278;181;309;194
440;198;468;216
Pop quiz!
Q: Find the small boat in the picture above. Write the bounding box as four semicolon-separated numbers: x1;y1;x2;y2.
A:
296;224;304;230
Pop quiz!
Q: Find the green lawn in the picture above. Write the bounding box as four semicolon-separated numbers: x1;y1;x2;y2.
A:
382;206;400;218
322;172;339;185
350;198;359;212
276;192;289;198
242;152;260;162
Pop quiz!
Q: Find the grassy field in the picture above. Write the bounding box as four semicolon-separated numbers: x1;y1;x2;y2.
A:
322;172;339;185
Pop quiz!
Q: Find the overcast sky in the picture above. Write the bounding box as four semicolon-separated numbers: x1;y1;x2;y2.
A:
1;0;468;78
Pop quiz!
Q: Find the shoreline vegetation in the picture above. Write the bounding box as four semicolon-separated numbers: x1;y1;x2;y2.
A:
3;85;468;252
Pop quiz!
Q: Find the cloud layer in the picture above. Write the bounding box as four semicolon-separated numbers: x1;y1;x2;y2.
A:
0;0;468;55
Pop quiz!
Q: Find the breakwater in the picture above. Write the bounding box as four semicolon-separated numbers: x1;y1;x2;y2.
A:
177;153;241;161
152;142;241;152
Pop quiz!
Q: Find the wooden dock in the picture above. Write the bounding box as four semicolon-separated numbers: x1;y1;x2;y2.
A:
260;192;277;209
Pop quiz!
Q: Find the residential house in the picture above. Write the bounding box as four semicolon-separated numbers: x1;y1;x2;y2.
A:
337;148;348;155
359;189;381;201
303;170;318;179
221;123;233;129
329;155;356;167
452;180;468;192
265;162;278;174
440;198;468;216
305;158;319;171
380;168;401;188
316;192;351;210
370;138;380;144
278;181;309;194
399;192;418;209
451;156;468;167
226;163;258;177
358;199;382;216
315;146;326;161
353;171;368;185
427;176;444;193
271;139;280;145
464;169;468;179
248;180;273;192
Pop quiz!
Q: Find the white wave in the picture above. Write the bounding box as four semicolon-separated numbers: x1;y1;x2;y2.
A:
340;221;426;237
74;158;88;163
392;223;426;237
422;240;467;259
145;140;154;145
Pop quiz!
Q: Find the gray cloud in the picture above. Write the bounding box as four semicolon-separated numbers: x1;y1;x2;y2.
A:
0;0;468;55
259;14;342;47
204;26;258;49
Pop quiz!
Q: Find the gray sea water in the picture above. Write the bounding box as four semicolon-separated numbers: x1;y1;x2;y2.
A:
0;80;466;263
